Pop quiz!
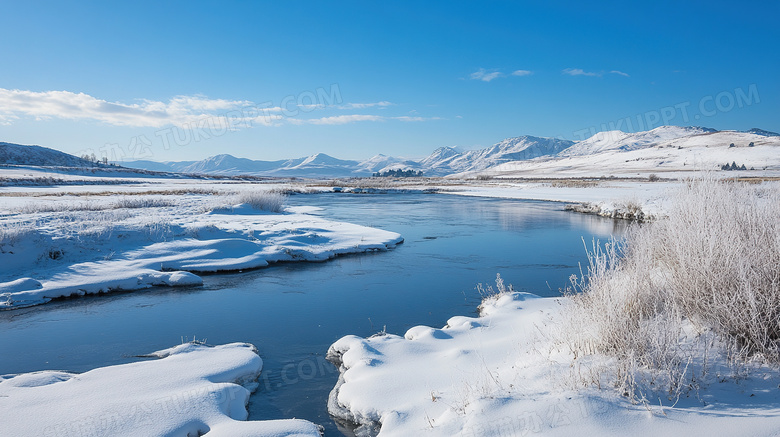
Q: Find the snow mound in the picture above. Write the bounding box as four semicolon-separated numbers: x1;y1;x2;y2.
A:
0;277;42;293
0;342;322;436
327;292;780;436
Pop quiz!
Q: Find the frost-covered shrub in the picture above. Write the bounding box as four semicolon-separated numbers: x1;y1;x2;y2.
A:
563;176;780;401
113;197;175;209
476;273;514;315
234;190;288;213
202;190;288;214
0;222;38;246
14;196;175;214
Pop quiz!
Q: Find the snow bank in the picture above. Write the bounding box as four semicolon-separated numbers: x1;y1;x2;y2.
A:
0;342;322;436
1;204;403;309
327;292;780;436
443;181;671;219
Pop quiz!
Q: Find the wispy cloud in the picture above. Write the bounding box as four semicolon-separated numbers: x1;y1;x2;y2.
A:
0;88;255;127
470;68;504;82
511;69;533;77
339;101;394;109
289;114;439;125
610;70;630;77
562;68;601;77
289;114;384;125
0;88;438;129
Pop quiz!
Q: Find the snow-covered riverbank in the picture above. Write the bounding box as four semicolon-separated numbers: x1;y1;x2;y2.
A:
0;342;322;436
327;291;780;436
326;178;780;436
0;189;402;309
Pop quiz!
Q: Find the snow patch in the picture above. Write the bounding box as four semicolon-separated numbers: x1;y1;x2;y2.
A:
0;342;322;436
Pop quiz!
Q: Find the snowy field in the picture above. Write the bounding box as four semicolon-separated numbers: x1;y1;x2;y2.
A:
3;166;780;436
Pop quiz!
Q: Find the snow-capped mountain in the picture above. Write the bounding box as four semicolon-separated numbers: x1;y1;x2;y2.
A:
179;154;282;175
9;125;778;179
356;154;420;174
560;126;716;156
419;136;575;175
482;128;780;178
122;127;780;178
121;135;572;178
125;153;367;178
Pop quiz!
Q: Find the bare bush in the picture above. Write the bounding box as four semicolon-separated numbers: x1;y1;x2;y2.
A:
234;190;287;212
562;176;780;402
201;190;288;214
476;273;514;315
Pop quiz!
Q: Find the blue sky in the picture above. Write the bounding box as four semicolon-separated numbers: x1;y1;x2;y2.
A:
0;0;777;162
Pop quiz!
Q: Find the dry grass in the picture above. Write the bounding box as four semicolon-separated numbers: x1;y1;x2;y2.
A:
561;176;780;402
550;179;601;188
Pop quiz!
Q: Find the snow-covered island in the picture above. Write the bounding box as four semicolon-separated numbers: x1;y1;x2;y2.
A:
0;188;402;309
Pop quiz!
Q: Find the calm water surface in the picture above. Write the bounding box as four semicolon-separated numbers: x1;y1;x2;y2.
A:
0;193;625;435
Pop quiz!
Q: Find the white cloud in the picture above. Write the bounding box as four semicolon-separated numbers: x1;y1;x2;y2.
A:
610;70;630;77
339;101;394;109
470;68;503;82
511;70;533;77
562;68;601;77
0;88;438;129
0;88;257;127
289;114;384;125
289;114;439;125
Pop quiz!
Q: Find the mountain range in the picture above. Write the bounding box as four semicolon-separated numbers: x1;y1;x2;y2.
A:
2;126;778;178
121;126;779;177
122;135;576;178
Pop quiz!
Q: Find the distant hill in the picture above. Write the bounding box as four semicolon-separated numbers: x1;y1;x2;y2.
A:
480;128;780;178
0;142;99;167
560;126;716;156
744;128;780;137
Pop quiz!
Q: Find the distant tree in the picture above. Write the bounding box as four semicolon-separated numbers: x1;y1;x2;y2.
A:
648;173;660;182
373;169;423;178
740;164;747;170
749;142;755;147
